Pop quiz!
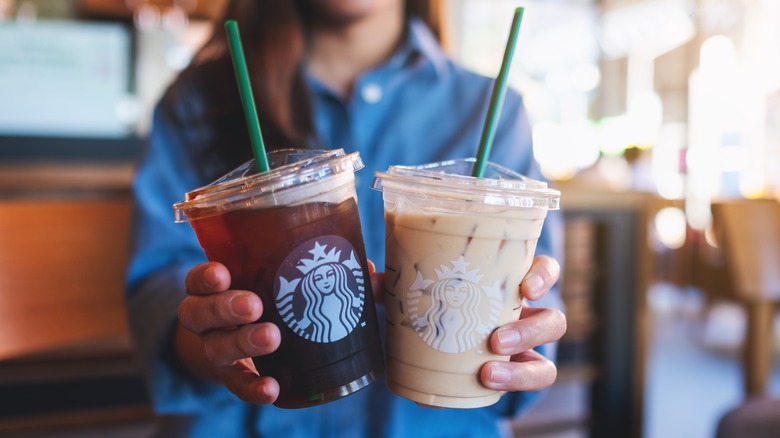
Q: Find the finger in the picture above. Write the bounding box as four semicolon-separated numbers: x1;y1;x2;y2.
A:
219;359;280;405
490;307;567;356
201;323;281;367
185;262;232;295
480;349;557;392
371;273;385;305
178;290;263;334
520;255;561;301
367;259;385;304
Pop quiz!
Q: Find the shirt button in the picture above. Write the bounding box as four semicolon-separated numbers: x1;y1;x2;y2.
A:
361;83;383;104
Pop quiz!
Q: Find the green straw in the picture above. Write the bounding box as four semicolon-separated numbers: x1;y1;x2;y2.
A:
472;7;525;178
225;20;269;173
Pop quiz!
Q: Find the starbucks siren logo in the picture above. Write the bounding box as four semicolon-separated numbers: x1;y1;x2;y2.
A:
409;256;502;353
276;236;365;343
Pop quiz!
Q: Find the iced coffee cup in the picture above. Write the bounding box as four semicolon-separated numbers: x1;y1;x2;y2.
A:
372;158;560;408
174;149;384;409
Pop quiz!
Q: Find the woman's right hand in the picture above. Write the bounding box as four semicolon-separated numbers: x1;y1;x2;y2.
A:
175;261;281;404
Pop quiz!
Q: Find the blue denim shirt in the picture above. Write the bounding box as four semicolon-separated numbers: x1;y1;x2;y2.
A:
126;18;563;438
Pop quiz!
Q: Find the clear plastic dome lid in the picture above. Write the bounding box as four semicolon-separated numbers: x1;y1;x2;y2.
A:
372;158;560;210
174;148;364;222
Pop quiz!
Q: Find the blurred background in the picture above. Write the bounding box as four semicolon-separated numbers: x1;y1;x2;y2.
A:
0;0;778;437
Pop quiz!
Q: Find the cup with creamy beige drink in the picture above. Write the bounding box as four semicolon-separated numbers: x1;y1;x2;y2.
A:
371;158;560;408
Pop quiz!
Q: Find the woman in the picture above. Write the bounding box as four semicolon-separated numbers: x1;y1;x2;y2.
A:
126;0;566;436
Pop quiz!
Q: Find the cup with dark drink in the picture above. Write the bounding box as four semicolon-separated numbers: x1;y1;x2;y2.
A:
174;148;384;408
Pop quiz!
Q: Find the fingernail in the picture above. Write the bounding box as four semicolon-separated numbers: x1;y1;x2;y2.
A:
256;380;271;403
247;325;264;350
524;273;544;295
257;379;277;403
489;365;511;384
204;265;221;289
496;329;521;349
230;294;254;318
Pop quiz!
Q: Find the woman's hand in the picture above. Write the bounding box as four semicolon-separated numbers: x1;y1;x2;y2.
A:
175;261;282;404
480;255;567;392
367;260;385;305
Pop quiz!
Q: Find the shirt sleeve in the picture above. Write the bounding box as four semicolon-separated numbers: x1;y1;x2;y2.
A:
125;102;237;414
481;88;565;419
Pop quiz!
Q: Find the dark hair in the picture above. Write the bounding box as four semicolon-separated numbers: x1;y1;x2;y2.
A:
163;0;442;178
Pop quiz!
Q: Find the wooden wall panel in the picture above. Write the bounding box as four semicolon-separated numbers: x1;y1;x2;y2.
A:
0;198;133;361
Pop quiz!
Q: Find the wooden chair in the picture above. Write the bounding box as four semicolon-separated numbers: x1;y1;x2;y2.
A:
710;198;780;398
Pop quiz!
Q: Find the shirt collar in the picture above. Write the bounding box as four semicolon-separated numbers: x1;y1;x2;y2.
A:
403;16;449;78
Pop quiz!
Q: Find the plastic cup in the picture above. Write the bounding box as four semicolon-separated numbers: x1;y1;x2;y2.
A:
174;149;384;408
371;158;560;408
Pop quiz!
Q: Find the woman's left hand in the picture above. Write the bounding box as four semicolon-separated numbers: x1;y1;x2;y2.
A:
480;255;567;392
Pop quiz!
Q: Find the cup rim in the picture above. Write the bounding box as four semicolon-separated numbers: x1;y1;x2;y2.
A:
372;158;560;210
173;148;363;222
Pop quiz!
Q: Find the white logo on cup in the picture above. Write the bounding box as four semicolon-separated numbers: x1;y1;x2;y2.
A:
409;256;502;353
276;237;365;343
